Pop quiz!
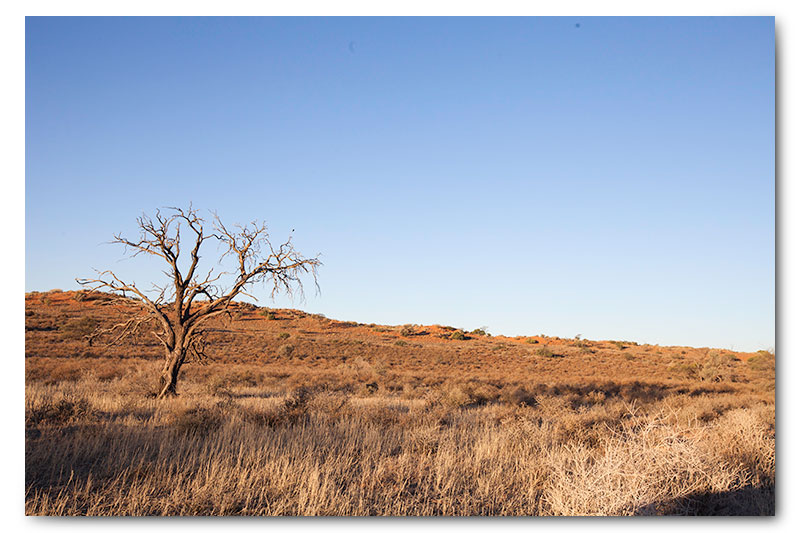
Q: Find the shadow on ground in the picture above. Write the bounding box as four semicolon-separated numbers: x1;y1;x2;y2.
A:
636;485;775;516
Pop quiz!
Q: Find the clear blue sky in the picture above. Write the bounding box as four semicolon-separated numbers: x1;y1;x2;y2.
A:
25;16;774;351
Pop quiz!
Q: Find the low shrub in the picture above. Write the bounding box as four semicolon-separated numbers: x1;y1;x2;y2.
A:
699;352;738;382
500;385;538;406
449;330;466;341
440;384;472;408
668;361;699;378
26;398;94;426
400;325;416;337
59;317;99;340
172;405;227;436
282;387;313;424
535;346;558;358
748;351;775;373
276;344;295;358
362;382;380;395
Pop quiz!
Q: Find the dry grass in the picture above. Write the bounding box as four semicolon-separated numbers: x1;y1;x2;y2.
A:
24;291;775;516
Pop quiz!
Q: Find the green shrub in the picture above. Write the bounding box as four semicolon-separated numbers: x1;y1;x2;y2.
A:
400;325;416;337
260;309;274;320
535;346;558;358
59;317;99;340
277;332;290;340
470;327;489;336
395;340;408;346
526;338;539;344
449;330;466;341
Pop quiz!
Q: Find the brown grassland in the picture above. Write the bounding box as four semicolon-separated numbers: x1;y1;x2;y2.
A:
25;290;775;516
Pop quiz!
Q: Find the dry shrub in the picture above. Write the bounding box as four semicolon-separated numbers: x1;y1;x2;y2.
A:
118;366;158;397
170;403;229;436
439;383;472;408
358;382;380;396
748;351;775;373
407;423;441;454
59;317;99;340
206;368;263;396
43;361;87;384
701;405;775;485
282;387;314;423
668;360;699;378
26;397;94;426
699;352;738;382
238;389;324;428
206;374;234;397
499;385;538;406
542;406;774;515
360;405;405;427
437;381;500;408
86;362;129;382
308;392;348;418
226;368;262;387
461;381;500;405
276;344;295;358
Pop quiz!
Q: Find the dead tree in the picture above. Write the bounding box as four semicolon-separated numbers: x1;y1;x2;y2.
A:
78;206;320;399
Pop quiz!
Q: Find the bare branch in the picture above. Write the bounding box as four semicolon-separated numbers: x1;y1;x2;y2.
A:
88;314;157;347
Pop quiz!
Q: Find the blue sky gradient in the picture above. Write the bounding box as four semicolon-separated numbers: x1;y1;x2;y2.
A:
25;17;774;351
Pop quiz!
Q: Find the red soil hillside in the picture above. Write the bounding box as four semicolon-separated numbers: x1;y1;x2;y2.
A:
25;289;774;398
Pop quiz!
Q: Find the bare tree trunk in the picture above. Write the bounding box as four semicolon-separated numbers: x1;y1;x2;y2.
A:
157;350;183;399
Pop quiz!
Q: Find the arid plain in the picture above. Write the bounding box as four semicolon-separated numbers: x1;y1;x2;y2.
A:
25;289;775;515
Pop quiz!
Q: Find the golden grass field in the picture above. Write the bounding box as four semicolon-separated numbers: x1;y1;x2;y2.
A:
24;290;775;515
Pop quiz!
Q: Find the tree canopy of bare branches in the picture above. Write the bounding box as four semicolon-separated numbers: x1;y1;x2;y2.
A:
78;206;321;398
